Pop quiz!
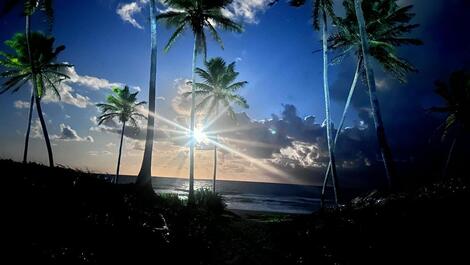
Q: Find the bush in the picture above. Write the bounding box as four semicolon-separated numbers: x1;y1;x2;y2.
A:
192;188;226;214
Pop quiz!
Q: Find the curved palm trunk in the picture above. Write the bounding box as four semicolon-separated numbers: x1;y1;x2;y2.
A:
188;39;197;201
23;89;35;163
443;137;457;178
35;92;54;167
321;9;339;205
212;144;217;193
23;15;35;164
321;57;362;207
137;0;157;188
354;0;395;189
212;108;219;193
116;122;126;184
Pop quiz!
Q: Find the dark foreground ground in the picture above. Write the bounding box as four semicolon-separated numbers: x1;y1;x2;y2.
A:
1;159;469;264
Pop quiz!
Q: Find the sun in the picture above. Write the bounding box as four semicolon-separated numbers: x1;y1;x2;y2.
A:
193;127;208;143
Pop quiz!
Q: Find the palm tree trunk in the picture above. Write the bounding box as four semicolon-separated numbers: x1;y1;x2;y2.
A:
137;0;157;187
354;0;395;189
212;144;217;193
188;39;198;201
35;93;54;167
23;89;35;163
23;15;35;164
116;122;126;184
321;8;339;205
212;108;219;193
321;57;362;207
443;137;457;179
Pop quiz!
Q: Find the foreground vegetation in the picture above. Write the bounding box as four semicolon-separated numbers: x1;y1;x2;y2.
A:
3;159;469;264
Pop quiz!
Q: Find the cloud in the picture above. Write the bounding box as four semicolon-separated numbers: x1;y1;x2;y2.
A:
88;150;112;156
223;0;273;24
14;100;30;109
66;66;123;91
116;0;150;29
42;65;127;108
120;0;271;27
117;2;144;29
89;115;161;141
171;78;193;116
43;83;92;108
31;119;43;139
52;123;94;142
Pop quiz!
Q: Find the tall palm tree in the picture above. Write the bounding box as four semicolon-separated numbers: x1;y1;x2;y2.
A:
288;0;340;205
2;0;54;164
321;0;422;202
0;32;71;167
136;0;158;187
97;86;146;184
349;0;422;189
430;70;470;178
184;57;248;192
157;0;243;200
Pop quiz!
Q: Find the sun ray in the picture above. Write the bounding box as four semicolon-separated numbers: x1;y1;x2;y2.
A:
205;137;288;178
201;104;231;131
220;137;281;149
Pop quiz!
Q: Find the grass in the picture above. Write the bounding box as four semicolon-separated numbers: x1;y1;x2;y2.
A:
2;159;469;264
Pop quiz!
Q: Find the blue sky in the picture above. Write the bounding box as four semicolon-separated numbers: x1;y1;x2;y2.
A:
0;0;468;186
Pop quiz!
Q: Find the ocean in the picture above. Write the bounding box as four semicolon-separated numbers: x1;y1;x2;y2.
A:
119;176;326;214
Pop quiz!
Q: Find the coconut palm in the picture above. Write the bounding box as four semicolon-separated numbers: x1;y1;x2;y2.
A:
97;86;146;184
0;32;71;167
157;0;243;200
1;0;54;164
184;57;248;192
430;70;470;177
321;0;422;202
287;0;340;205
136;0;158;188
342;0;422;189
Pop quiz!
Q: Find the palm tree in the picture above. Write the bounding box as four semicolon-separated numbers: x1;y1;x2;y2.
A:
136;0;158;187
288;0;340;205
0;32;71;167
430;70;470;178
347;0;422;189
157;0;243;200
184;57;248;192
321;0;422;202
1;0;54;164
97;86;146;184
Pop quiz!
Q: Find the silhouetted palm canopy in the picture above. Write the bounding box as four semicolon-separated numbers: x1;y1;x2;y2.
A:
97;86;147;127
186;57;249;119
156;0;243;58
0;32;71;98
329;0;422;82
430;71;470;139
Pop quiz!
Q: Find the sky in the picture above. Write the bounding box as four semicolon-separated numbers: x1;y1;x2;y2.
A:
0;0;468;187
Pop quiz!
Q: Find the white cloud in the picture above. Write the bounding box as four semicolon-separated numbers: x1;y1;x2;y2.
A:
118;0;271;30
41;65;133;109
52;123;94;142
31;119;43;139
224;0;272;24
271;141;323;168
14;100;30;109
43;83;92;108
66;66;122;91
116;0;150;29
